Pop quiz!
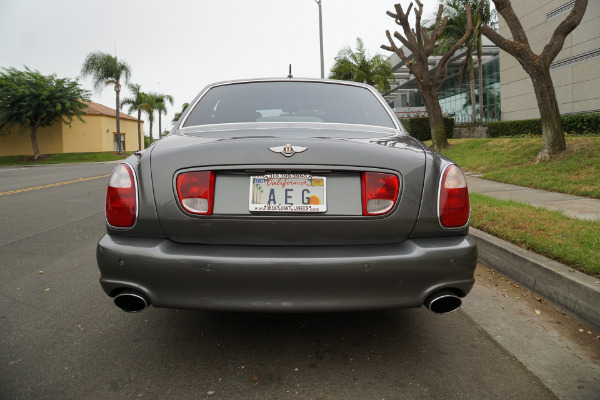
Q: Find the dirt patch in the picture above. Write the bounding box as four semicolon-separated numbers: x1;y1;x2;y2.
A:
18;154;50;163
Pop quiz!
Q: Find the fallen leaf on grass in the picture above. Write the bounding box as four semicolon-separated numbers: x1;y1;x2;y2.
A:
534;310;541;315
77;325;84;331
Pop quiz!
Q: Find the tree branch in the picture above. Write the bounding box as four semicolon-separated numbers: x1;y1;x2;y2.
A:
386;3;418;49
540;0;588;65
492;0;529;45
433;4;474;84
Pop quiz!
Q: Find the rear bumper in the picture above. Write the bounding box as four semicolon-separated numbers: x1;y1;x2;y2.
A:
96;234;478;312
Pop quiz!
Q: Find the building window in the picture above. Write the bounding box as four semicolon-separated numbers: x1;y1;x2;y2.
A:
114;134;125;151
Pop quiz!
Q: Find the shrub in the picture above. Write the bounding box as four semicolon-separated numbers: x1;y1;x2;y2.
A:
562;113;600;135
401;116;454;141
487;113;600;137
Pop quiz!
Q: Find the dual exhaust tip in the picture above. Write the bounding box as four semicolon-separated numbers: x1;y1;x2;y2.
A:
113;288;462;314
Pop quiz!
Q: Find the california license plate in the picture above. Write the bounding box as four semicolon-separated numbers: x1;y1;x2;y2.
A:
249;174;327;212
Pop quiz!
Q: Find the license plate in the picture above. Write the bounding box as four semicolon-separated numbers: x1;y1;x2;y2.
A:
249;174;327;212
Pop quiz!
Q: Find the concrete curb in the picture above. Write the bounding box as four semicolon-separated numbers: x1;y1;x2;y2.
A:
470;227;600;330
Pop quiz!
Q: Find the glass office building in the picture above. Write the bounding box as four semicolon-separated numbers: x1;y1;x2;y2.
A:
384;46;501;125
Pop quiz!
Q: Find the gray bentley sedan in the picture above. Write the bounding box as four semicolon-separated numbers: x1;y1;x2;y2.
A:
96;78;477;314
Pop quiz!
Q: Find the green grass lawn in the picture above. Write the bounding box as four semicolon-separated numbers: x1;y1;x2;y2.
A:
438;136;600;199
470;193;600;278
0;152;132;166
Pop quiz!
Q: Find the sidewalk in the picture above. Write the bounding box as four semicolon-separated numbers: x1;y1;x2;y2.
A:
464;174;600;330
466;175;600;220
463;175;600;399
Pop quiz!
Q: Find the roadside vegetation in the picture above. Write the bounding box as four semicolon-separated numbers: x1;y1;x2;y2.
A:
0;152;131;166
470;193;600;278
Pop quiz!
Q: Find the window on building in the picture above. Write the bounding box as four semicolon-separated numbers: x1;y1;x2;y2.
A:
114;134;125;151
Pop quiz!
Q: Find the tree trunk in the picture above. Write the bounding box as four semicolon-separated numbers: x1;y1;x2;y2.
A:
477;35;484;126
421;84;449;151
429;102;448;151
115;85;122;154
137;108;142;151
468;52;477;127
30;125;41;160
529;67;565;161
158;111;162;139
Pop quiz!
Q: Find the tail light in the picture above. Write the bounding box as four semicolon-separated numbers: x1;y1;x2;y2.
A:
361;172;400;215
439;164;470;228
176;171;215;215
106;163;137;228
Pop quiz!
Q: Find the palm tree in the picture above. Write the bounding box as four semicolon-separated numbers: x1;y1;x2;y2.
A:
143;93;157;142
121;83;149;151
434;0;496;126
172;102;190;125
434;0;478;126
474;1;496;124
154;93;174;138
329;37;394;94
81;51;131;153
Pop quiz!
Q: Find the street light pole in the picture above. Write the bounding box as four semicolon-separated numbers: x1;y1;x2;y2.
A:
314;0;324;79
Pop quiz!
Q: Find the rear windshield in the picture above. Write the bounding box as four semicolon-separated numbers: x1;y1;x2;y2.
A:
183;81;396;129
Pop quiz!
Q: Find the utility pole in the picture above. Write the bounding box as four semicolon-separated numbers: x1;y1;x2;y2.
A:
314;0;324;79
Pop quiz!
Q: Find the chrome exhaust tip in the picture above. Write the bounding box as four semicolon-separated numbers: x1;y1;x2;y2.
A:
424;290;462;314
114;290;149;313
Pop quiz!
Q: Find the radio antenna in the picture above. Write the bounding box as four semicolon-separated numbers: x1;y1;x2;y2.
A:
287;64;293;79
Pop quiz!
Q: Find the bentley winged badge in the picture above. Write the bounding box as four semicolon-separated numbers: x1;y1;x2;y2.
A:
268;144;308;157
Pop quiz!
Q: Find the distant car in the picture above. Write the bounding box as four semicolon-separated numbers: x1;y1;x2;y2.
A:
96;78;477;314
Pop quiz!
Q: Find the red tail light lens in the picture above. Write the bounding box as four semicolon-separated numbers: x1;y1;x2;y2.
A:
361;172;400;215
439;165;470;228
176;171;215;215
106;163;137;228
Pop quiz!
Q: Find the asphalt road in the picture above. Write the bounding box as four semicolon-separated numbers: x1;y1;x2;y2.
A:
0;163;556;400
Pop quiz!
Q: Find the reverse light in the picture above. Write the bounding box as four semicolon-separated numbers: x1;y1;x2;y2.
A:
361;172;400;215
176;171;215;215
439;164;470;228
106;163;137;228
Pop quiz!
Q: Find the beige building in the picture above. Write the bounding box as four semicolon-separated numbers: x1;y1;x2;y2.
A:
0;101;144;157
499;0;600;120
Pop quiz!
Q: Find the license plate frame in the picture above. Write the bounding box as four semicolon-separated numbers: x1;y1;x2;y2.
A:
249;174;327;213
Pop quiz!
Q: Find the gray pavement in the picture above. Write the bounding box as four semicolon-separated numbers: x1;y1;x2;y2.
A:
465;175;600;330
466;175;600;220
464;176;600;398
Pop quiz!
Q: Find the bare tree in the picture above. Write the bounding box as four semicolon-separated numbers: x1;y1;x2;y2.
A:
382;1;474;151
480;0;588;161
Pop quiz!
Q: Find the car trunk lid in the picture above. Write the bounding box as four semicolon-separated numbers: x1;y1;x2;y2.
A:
149;124;427;245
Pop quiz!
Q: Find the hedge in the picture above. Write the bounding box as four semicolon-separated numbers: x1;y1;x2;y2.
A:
401;116;455;141
487;113;600;137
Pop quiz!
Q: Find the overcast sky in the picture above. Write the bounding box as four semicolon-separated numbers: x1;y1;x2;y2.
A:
0;0;441;135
